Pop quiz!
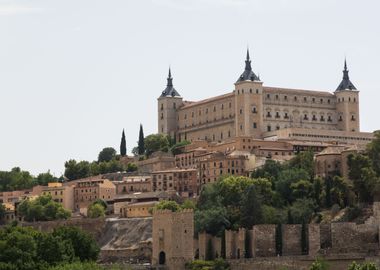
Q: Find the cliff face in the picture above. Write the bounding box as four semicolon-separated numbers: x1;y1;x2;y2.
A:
98;217;153;263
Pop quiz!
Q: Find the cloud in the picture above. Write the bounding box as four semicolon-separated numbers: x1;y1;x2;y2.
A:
0;3;45;15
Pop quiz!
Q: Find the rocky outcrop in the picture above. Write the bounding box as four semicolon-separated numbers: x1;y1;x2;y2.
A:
99;217;153;263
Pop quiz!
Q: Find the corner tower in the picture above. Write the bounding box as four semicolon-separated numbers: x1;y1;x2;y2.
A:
158;68;183;138
334;60;360;132
234;50;264;138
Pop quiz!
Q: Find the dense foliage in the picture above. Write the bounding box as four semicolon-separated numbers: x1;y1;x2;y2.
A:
0;225;99;270
151;199;195;213
0;168;58;192
17;195;71;222
87;200;106;218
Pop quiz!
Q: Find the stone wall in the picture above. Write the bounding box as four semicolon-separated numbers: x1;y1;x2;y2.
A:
308;224;320;256
282;224;302;256
252;225;276;257
331;222;379;254
225;230;238;259
228;256;369;270
21;217;106;241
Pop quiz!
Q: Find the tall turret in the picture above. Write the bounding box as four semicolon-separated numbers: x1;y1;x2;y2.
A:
334;59;360;132
158;68;183;138
234;49;264;138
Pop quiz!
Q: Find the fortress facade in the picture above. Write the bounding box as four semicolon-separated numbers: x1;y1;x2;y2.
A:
158;51;372;146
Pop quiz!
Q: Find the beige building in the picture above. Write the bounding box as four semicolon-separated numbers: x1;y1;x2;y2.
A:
315;145;358;180
32;182;74;211
114;191;169;217
73;178;116;211
136;151;175;174
158;51;372;146
151;168;198;197
113;175;152;194
199;151;255;184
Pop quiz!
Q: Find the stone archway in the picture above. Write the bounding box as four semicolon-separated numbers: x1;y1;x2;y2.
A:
159;251;166;265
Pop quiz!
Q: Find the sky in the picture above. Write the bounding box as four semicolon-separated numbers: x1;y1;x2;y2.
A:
0;0;379;176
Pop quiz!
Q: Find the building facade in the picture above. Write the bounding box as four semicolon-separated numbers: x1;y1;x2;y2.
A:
158;51;371;146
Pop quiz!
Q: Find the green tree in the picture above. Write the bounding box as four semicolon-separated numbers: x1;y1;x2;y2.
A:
287;151;315;178
126;163;138;172
276;169;310;204
144;134;170;156
367;130;380;176
36;171;57;186
275;223;282;256
152;200;182;212
170;140;191;155
64;160;91;181
288;198;315;224
98;147;116;162
17;195;71;222
240;185;263;228
313;177;323;208
87;203;105;218
52;226;100;261
0;203;5;220
195;207;230;236
37;233;74;265
120;129;127;156
291;180;313;199
138;124;145;155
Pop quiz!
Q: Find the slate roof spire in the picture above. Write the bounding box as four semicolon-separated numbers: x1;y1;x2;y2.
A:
237;49;260;83
160;67;181;97
336;59;357;91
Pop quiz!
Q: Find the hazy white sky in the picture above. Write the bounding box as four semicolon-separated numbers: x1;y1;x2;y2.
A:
0;0;379;176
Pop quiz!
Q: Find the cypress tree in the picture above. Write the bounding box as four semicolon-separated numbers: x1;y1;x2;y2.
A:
120;129;126;156
275;223;282;256
221;230;226;259
206;238;213;261
138;124;145;155
301;221;308;255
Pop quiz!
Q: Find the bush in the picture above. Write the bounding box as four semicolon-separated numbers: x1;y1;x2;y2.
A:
185;259;230;270
309;257;329;270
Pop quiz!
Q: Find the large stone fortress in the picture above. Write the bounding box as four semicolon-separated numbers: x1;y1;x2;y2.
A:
158;51;372;146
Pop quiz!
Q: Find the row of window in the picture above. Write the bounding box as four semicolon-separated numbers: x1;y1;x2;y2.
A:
291;133;371;141
265;94;333;104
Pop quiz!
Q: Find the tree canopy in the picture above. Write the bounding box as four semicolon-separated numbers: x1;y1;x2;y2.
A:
17;195;71;222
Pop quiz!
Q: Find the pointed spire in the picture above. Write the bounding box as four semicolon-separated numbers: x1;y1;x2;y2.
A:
160;67;181;97
343;59;349;80
336;58;357;91
167;67;173;87
245;49;252;71
237;49;259;83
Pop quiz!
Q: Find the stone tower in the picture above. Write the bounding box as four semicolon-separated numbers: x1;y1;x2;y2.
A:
334;60;360;132
152;209;194;269
234;50;264;138
157;68;183;139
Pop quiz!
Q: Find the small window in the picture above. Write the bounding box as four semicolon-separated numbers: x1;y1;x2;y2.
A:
267;126;271;132
253;123;257;128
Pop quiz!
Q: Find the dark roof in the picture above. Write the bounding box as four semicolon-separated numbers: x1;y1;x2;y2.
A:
160;68;181;97
336;60;357;91
236;49;260;83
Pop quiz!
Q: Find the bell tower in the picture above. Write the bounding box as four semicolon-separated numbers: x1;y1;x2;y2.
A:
157;68;183;139
334;59;360;132
234;49;264;138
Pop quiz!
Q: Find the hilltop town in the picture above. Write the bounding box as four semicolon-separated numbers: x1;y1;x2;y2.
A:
1;51;380;270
